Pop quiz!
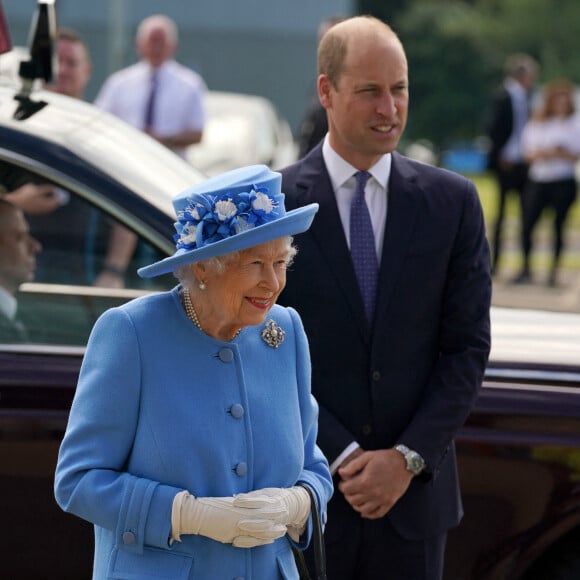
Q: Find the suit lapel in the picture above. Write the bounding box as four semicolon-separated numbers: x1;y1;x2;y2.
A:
293;149;370;336
375;152;421;324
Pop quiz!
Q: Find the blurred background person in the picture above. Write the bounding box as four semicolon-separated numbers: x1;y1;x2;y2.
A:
21;27;101;285
94;14;207;288
1;28;92;216
515;80;580;286
47;27;92;99
95;13;206;157
296;16;345;159
486;52;539;275
0;199;42;342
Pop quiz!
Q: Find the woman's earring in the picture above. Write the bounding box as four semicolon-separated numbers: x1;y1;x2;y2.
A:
198;280;206;291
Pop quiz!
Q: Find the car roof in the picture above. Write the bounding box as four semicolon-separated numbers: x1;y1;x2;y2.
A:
0;81;205;216
490;306;580;368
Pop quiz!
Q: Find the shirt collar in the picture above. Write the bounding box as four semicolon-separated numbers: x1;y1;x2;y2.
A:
0;286;17;320
322;135;391;191
504;78;528;100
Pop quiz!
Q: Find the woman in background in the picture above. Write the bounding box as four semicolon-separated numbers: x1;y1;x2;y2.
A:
515;80;580;286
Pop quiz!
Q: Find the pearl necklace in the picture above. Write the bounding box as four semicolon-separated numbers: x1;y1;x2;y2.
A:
182;287;240;340
182;287;203;331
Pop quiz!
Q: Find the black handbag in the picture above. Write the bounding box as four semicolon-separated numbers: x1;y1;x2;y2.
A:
292;484;327;580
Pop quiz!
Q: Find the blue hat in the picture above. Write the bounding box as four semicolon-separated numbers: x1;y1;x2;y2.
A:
138;165;319;278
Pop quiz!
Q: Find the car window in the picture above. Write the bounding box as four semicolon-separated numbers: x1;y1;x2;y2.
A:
0;161;175;347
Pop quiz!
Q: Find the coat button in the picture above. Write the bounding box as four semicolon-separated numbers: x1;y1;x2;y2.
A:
362;424;372;435
218;348;234;362
230;404;244;419
122;531;136;545
371;370;381;381
234;462;247;477
233;577;245;580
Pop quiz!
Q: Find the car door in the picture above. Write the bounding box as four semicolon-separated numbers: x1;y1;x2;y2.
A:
0;157;177;579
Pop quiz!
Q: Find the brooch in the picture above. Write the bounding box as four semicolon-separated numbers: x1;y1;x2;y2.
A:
261;319;285;348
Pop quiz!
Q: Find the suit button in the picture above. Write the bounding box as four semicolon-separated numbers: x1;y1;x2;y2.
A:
362;424;372;435
219;348;234;362
234;462;247;477
230;404;244;419
371;370;381;381
122;531;136;545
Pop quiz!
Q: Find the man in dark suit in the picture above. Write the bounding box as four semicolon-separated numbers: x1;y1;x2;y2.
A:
279;16;491;580
0;199;42;342
485;53;538;276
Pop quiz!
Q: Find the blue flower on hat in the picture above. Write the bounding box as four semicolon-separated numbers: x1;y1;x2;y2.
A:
174;186;280;251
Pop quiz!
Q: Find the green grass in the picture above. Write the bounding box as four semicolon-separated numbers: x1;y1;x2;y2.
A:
468;172;580;271
472;172;580;226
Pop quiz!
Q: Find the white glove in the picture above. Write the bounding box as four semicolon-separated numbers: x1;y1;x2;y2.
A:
233;486;311;541
171;490;288;547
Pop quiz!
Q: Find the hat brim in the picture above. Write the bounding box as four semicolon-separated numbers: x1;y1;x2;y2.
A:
138;203;319;278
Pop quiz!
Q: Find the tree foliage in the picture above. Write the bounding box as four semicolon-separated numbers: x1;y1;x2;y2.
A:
359;0;580;148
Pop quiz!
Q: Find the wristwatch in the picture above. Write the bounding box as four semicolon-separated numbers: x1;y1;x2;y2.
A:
394;444;426;475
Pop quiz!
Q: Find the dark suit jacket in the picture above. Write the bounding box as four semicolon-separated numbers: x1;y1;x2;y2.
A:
486;87;514;170
279;146;491;541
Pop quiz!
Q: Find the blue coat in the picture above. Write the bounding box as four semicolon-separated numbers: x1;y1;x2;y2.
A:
54;286;333;580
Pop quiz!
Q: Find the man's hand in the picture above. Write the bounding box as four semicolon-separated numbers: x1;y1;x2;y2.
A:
5;183;62;215
337;449;413;519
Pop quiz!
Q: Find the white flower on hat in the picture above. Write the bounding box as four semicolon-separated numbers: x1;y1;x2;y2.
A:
214;199;238;221
252;191;275;213
180;223;198;246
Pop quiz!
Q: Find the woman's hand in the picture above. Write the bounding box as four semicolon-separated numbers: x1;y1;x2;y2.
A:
233;486;311;541
171;490;288;547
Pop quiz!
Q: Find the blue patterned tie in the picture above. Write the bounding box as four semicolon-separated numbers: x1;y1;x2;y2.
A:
350;171;378;322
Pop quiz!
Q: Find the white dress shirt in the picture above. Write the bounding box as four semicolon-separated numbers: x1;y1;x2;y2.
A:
95;60;207;158
322;136;390;263
0;286;17;321
501;78;529;164
321;136;391;473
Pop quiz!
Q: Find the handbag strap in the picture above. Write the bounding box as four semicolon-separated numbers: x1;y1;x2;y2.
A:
297;483;327;580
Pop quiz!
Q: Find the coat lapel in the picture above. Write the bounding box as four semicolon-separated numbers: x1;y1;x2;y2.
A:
293;149;370;336
375;152;421;324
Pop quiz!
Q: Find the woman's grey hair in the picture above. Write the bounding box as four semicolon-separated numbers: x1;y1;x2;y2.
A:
173;236;297;285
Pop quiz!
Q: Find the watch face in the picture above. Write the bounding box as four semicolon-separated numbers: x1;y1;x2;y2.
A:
407;452;425;474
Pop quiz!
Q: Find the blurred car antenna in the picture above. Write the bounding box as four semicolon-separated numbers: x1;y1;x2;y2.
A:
14;0;57;118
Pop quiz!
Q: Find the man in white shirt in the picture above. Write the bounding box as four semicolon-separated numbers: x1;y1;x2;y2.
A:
95;14;206;159
94;14;207;287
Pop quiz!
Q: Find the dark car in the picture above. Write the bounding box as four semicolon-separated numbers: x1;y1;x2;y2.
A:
445;308;580;580
2;4;580;580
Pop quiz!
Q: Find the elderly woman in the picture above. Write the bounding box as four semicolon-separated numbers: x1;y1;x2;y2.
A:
54;165;332;579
